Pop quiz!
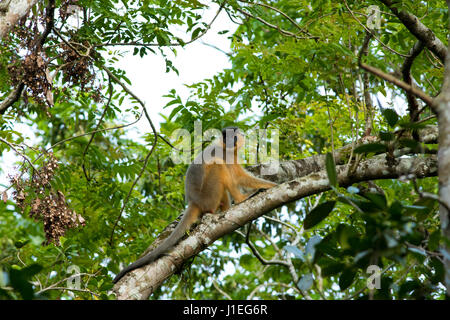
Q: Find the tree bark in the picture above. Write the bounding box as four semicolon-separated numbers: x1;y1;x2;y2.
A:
112;154;437;300
434;40;450;295
0;0;38;39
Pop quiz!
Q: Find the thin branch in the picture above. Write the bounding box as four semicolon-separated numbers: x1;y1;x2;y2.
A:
410;177;450;214
93;3;225;48
402;41;425;122
248;282;299;300
81;77;113;181
158;133;181;151
204;269;233;300
0;137;38;173
37;286;100;297
343;0;411;58
360;62;435;111
234;6;315;40
237;0;316;38
242;223;289;267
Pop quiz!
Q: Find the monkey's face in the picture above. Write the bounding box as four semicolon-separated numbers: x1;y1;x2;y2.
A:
222;127;244;150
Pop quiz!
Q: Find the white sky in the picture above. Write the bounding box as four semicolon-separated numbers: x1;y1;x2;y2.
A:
0;4;237;190
114;4;236;135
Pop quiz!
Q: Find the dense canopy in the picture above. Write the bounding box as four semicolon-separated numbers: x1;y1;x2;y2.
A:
0;0;449;300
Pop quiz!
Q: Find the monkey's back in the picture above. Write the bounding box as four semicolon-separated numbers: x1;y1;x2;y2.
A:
185;143;222;207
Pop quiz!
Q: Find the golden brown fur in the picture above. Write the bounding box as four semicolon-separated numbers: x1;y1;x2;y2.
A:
113;127;276;283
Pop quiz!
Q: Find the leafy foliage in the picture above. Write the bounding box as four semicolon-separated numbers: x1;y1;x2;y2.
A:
0;0;447;300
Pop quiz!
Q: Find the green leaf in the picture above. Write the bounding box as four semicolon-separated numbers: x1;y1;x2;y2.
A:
383;109;399;127
304;201;336;229
322;262;346;277
379;131;394;142
325;152;338;187
169;104;184;120
9;264;43;300
191;27;203;40
363;192;387;210
399;138;420;150
339;269;356;291
428;230;441;251
354;143;387;154
336;224;358;250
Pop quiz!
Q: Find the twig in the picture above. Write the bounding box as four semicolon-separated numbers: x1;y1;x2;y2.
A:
343;0;411;58
81;77;114;181
410;177;450;214
93;2;225;48
234;6;315;40
237;0;316;38
0;137;38;173
37;286;100;298
242;222;289;267
247;282;299;300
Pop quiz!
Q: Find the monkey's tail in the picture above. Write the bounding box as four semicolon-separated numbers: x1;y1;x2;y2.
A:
112;203;201;284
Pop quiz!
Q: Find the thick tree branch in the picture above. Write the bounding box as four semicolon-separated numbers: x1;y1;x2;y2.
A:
378;0;447;63
0;0;38;39
433;25;450;295
0;82;24;114
112;154;437;299
248;126;438;183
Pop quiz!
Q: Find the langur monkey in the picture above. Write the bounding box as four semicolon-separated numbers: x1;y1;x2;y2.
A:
113;127;277;283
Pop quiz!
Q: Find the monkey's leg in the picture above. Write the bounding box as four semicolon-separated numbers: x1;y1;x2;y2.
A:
227;184;252;204
219;191;231;211
200;164;226;213
238;172;277;190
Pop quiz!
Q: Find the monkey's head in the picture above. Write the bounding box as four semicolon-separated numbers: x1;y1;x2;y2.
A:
222;126;244;150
